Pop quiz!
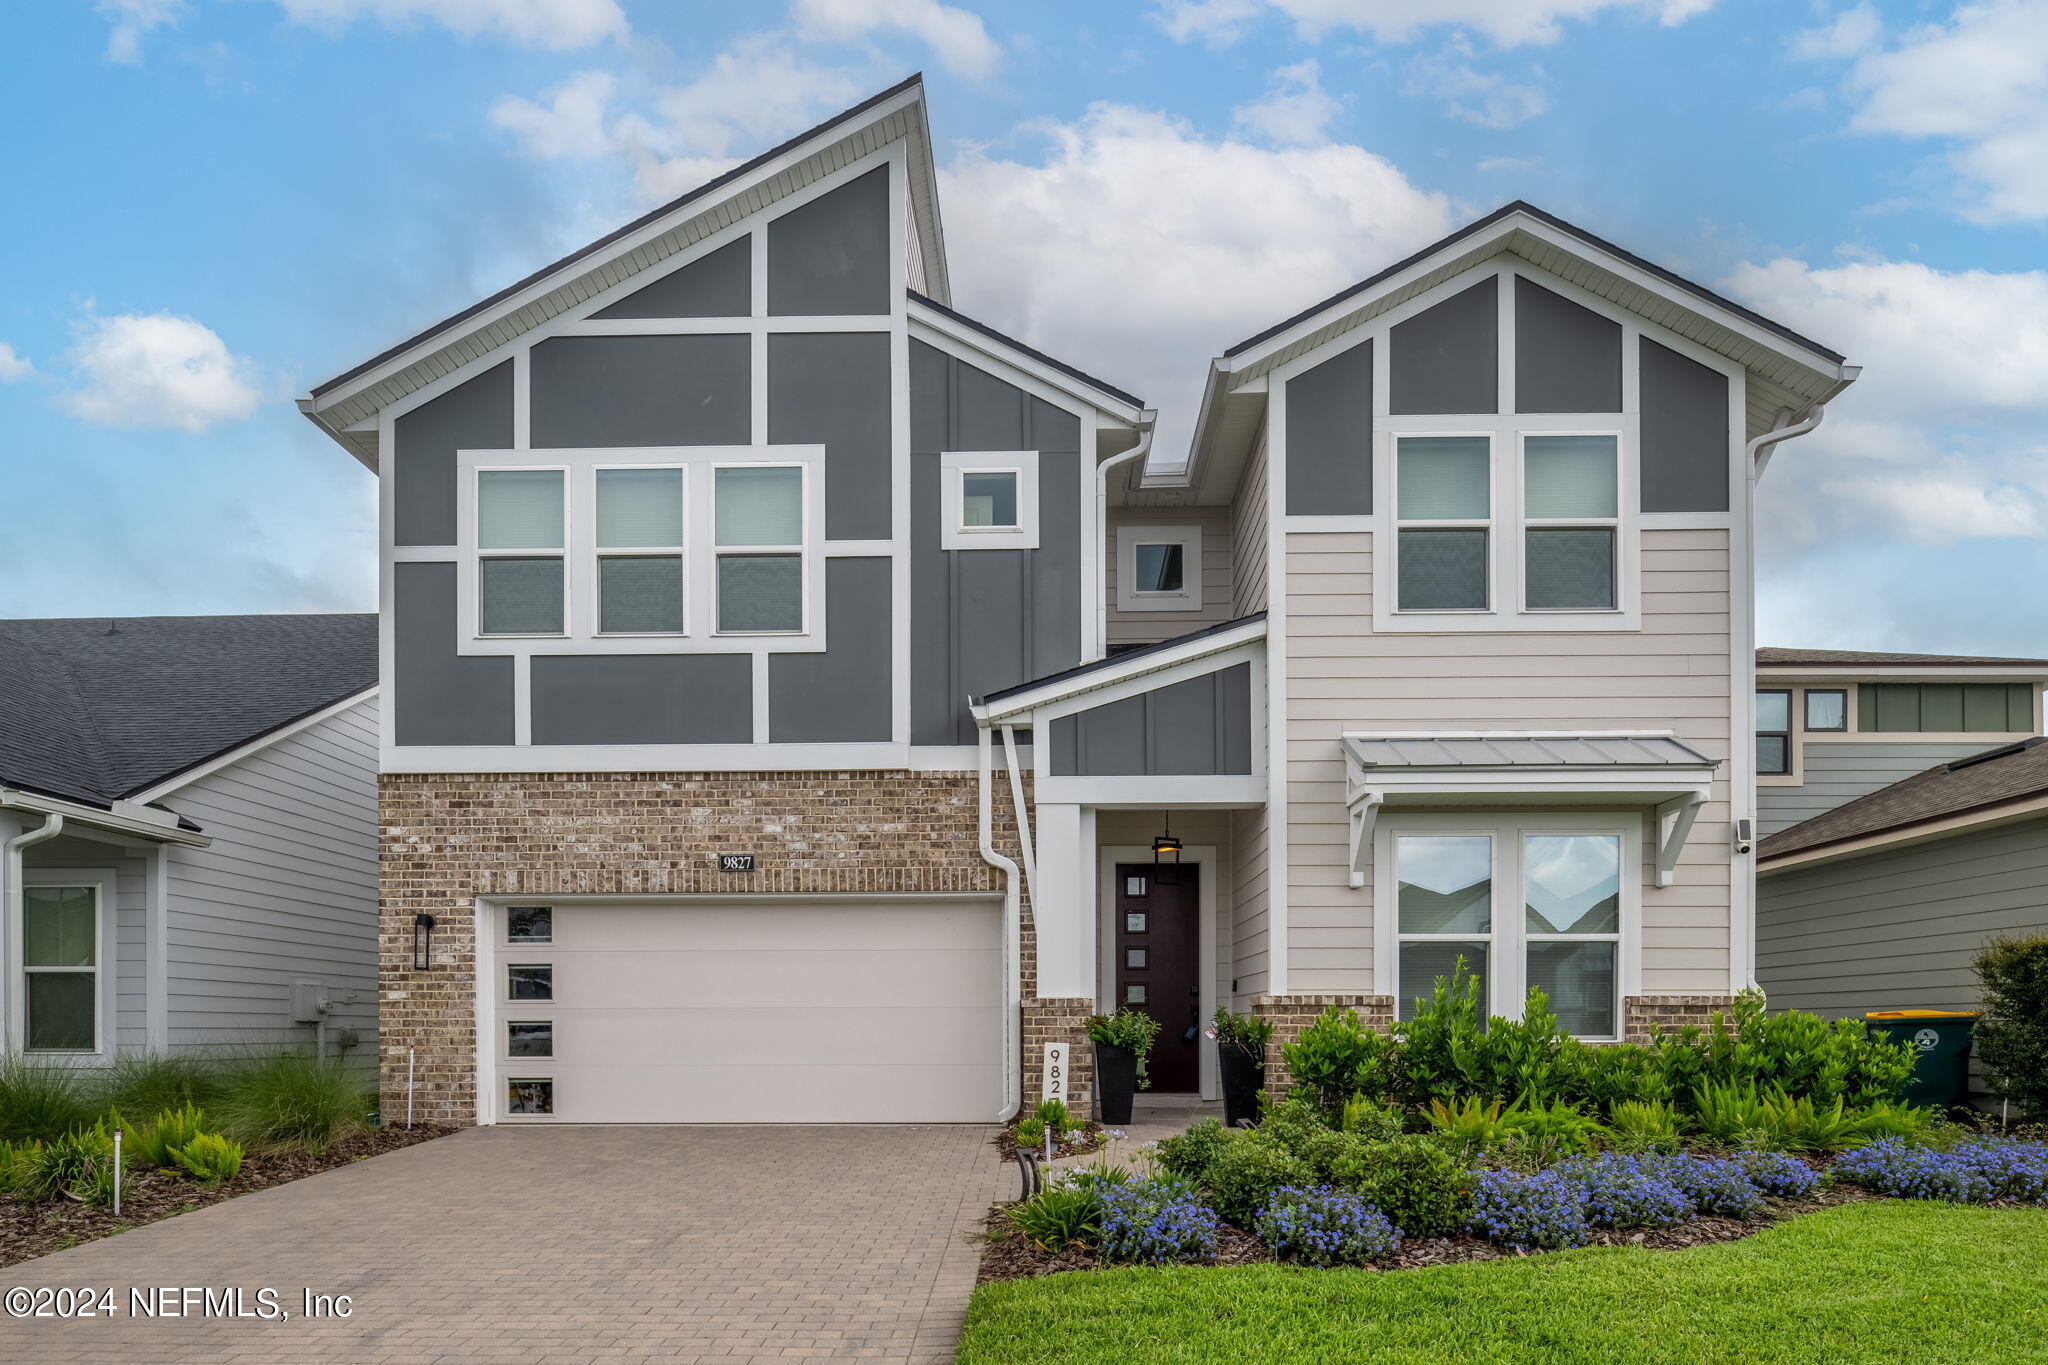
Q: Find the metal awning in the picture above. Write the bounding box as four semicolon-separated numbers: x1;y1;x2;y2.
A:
1340;731;1721;890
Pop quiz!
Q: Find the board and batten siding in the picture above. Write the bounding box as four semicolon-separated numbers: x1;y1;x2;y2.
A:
1232;426;1270;618
1758;741;1991;837
1103;505;1236;647
1283;527;1735;996
159;696;381;1051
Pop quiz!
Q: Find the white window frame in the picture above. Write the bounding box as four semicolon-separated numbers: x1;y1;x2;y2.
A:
1391;432;1495;616
592;463;688;637
713;460;810;636
941;450;1039;549
18;869;115;1058
1374;812;1639;1042
474;465;570;639
1115;523;1203;612
1517;431;1623;614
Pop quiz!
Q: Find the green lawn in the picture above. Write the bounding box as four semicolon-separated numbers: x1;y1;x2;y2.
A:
957;1202;2048;1365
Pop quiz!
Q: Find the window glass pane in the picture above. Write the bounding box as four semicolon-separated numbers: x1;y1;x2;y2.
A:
1397;437;1489;519
1525;528;1615;611
1396;835;1492;933
1398;529;1487;610
1756;734;1789;775
1134;543;1184;593
1124;983;1148;1004
507;1022;553;1057
1805;690;1847;731
507;1079;554;1115
1528;941;1616;1038
595;468;682;547
477;470;564;550
1125;947;1148;969
508;965;553;1000
26;973;95;1051
1523;435;1618;519
1524;835;1621;934
480;557;563;635
23;887;95;966
600;556;684;633
717;554;802;632
506;907;552;943
1398;941;1488;1022
1755;691;1790;732
960;471;1018;528
715;466;802;546
1125;912;1147;933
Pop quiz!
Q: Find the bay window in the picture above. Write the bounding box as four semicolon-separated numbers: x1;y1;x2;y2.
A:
477;468;567;636
715;465;805;634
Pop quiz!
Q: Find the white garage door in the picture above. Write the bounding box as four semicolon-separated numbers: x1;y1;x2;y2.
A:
487;898;1003;1123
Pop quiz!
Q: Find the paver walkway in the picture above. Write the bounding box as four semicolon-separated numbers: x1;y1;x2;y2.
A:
2;1123;1005;1364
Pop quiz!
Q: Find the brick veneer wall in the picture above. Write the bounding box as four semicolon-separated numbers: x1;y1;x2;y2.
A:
1624;994;1739;1042
379;769;1035;1125
1252;994;1395;1098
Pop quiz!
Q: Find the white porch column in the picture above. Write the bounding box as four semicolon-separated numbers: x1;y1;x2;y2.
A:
1032;803;1095;999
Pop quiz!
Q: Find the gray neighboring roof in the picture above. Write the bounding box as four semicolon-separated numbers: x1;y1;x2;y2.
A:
1758;647;2048;667
1345;733;1715;770
1761;736;2048;861
909;290;1144;408
0;614;377;808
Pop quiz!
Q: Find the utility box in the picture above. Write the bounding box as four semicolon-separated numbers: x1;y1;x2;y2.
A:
289;980;331;1025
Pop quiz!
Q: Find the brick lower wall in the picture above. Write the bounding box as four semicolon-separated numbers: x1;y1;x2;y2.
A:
379;769;1028;1125
1022;998;1096;1115
1252;994;1395;1098
1624;994;1738;1042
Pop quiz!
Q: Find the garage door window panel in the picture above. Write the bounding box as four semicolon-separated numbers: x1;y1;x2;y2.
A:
507;1021;553;1057
508;964;553;1000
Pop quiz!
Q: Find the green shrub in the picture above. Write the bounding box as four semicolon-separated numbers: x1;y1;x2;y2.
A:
212;1052;372;1152
1352;1136;1475;1238
1086;1010;1162;1089
0;1057;96;1142
1205;1131;1314;1225
1281;1005;1388;1115
113;1103;209;1168
1690;1081;1784;1146
1680;992;1915;1105
1606;1099;1682;1153
1153;1117;1234;1185
1013;1117;1045;1149
1211;1008;1274;1054
40;1122;125;1206
1254;1094;1329;1149
1974;932;2048;1121
1390;962;1487;1107
1337;1094;1404;1139
0;1138;48;1197
1034;1098;1075;1136
1770;1091;1863;1153
92;1052;229;1117
171;1132;245;1183
1005;1185;1099;1251
1848;1099;1941;1146
1424;1096;1513;1155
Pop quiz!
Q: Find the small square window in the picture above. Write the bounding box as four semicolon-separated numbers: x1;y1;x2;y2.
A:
1805;689;1847;732
508;965;553;1000
1125;912;1148;934
1116;524;1201;611
1124;875;1148;897
960;471;1019;529
507;1021;553;1057
507;907;552;943
942;453;1039;549
1132;543;1184;594
507;1078;554;1115
1125;947;1148;970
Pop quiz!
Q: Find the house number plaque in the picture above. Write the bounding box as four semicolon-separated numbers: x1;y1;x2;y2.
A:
1042;1042;1068;1106
718;854;756;872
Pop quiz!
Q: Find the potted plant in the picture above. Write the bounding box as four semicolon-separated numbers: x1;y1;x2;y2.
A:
1086;1009;1160;1125
1210;1008;1274;1127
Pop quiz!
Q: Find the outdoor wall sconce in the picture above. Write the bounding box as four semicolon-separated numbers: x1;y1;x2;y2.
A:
413;913;436;971
1151;814;1183;886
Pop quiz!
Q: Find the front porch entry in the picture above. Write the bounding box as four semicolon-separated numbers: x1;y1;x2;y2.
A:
1110;860;1201;1093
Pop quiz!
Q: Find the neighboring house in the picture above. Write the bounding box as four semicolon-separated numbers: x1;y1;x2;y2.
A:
0;614;378;1061
299;75;1860;1127
1753;649;2048;1061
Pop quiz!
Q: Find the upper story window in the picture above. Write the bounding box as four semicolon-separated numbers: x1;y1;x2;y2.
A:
1116;523;1203;613
1395;437;1489;611
478;468;567;637
961;471;1019;529
1522;435;1618;612
714;465;806;634
1804;689;1847;732
941;451;1039;549
595;467;685;635
1755;690;1792;775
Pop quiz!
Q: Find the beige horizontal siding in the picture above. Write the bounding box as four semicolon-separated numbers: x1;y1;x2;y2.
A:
1104;506;1236;647
1232;426;1270;618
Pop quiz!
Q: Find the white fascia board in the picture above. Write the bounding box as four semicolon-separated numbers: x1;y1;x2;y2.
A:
973;618;1267;724
309;84;927;419
125;687;379;804
0;789;211;848
1756;665;2048;681
906;301;1143;424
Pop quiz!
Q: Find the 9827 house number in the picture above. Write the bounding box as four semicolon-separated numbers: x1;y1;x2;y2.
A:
717;853;756;872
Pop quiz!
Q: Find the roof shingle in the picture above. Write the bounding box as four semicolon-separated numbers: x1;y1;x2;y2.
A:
1760;737;2048;860
1758;647;2048;667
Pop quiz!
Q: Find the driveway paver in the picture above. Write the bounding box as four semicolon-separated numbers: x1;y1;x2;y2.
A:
2;1123;1005;1364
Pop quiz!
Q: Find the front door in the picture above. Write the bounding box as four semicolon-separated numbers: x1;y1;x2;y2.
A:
1112;863;1200;1094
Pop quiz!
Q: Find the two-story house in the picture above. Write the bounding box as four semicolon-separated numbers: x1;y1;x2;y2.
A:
301;77;1859;1125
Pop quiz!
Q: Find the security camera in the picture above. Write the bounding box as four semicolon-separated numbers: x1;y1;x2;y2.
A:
1732;818;1754;856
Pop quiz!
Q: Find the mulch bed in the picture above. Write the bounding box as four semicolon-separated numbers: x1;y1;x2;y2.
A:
975;1185;1872;1284
0;1125;454;1269
991;1120;1110;1163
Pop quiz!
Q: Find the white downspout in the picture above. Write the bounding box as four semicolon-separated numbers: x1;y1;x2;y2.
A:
978;725;1024;1122
4;813;65;1053
1091;412;1158;663
1747;402;1828;481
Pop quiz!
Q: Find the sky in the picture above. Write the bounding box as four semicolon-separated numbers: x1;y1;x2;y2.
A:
2;0;2046;656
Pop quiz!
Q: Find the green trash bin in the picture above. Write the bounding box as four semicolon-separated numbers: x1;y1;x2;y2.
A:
1865;1010;1978;1110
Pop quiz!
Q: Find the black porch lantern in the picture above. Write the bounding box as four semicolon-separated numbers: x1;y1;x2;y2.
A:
413;913;437;971
1151;813;1184;886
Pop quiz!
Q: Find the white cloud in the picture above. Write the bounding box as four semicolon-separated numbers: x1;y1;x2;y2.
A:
94;0;186;63
1801;0;2048;222
941;103;1454;460
1830;469;2045;543
1156;0;1715;48
60;313;263;433
491;69;619;159
790;0;999;77
1403;40;1548;127
0;343;32;383
1477;154;1542;171
1233;60;1344;144
270;0;627;48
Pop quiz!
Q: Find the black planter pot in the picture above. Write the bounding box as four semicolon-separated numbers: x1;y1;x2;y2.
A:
1094;1043;1138;1125
1218;1040;1265;1127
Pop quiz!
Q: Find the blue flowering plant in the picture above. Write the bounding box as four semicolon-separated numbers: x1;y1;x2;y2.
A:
1468;1168;1591;1251
1835;1137;2048;1205
1733;1147;1820;1199
1650;1152;1766;1218
1093;1176;1221;1264
1253;1185;1402;1267
1559;1152;1692;1229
